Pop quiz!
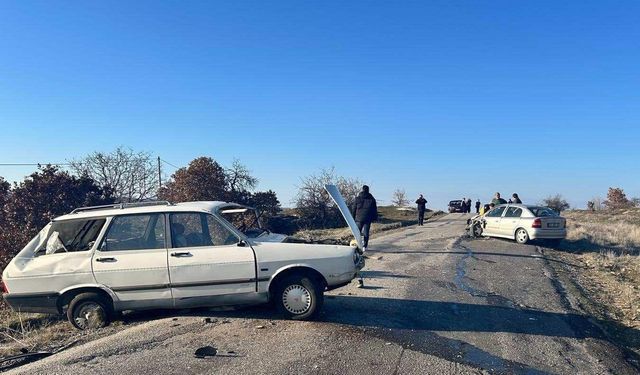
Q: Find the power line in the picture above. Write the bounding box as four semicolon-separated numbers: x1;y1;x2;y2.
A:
160;159;180;170
0;163;73;166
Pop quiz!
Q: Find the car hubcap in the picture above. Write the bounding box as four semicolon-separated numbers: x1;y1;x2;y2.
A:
282;284;312;314
75;303;104;329
517;230;527;242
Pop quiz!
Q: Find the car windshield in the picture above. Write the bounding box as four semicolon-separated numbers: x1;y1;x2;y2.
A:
529;207;559;217
219;207;266;238
36;218;106;255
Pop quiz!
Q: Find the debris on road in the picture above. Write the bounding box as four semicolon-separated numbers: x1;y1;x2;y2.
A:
255;325;265;329
194;346;243;359
194;346;218;358
203;317;218;324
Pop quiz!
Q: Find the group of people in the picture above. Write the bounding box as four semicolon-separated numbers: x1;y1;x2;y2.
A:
478;192;523;214
460;198;474;213
350;185;525;251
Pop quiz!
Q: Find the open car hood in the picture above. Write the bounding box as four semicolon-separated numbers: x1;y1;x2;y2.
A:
325;184;364;251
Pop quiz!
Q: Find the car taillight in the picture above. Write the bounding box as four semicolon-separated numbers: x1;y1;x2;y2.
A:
0;280;7;294
532;218;542;228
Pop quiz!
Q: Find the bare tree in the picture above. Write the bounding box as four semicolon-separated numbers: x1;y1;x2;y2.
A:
225;159;258;202
542;194;570;213
294;167;363;228
392;189;409;207
70;147;158;202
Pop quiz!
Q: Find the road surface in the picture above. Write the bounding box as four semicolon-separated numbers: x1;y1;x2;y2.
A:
8;214;638;374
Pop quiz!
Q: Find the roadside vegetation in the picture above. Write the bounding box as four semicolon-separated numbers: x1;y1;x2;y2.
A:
545;187;640;354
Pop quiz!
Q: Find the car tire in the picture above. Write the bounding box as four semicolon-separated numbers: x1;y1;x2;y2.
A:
515;228;529;244
67;292;111;330
472;223;483;237
275;274;324;320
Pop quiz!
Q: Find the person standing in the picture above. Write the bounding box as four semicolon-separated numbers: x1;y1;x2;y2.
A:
461;197;467;213
475;199;481;214
352;185;377;250
466;198;472;213
491;192;507;205
415;194;427;226
512;193;522;204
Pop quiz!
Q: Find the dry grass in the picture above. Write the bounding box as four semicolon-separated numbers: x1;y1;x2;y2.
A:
564;209;640;252
554;208;640;332
0;305;73;358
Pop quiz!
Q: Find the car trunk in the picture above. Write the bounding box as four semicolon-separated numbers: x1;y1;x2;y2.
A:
539;217;565;230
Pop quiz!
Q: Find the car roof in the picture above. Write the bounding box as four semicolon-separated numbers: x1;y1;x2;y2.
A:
54;201;247;221
494;204;552;210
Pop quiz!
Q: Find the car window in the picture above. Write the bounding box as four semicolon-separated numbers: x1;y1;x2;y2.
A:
529;207;559;217
171;213;209;248
206;215;239;246
102;214;165;251
37;219;106;255
504;207;523;218
486;206;506;217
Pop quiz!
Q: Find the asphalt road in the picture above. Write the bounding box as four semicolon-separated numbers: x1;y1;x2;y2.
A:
8;214;638;375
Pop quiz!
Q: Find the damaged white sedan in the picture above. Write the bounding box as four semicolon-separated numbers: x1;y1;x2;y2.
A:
1;185;365;330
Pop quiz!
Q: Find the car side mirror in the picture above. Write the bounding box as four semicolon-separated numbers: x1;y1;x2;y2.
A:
237;240;247;247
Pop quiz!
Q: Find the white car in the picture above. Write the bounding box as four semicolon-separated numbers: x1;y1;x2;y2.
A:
1;185;365;330
474;204;566;244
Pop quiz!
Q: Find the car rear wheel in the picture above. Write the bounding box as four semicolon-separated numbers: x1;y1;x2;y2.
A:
515;228;529;244
275;275;323;320
67;292;111;330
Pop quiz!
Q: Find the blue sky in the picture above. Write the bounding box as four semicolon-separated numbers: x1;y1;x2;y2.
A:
0;1;638;209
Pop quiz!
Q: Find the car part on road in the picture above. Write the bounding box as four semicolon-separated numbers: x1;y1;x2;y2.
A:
515;228;530;244
275;274;323;319
194;346;242;359
67;292;111;330
0;338;80;371
194;346;218;358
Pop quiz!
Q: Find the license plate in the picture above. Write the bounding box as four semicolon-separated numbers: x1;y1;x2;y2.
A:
548;223;559;228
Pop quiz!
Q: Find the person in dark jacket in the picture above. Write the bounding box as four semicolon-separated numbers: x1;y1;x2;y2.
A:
466;198;472;213
352;185;377;249
475;199;481;214
415;194;427;226
512;193;522;204
491;192;507;206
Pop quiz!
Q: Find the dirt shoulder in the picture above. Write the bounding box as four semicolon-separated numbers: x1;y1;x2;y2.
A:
541;208;640;360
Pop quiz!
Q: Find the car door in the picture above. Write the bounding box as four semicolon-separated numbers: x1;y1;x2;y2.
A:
92;213;172;310
483;206;506;236
500;206;523;237
167;212;256;307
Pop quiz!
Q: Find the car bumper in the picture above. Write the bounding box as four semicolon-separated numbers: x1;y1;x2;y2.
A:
3;292;60;314
529;228;567;240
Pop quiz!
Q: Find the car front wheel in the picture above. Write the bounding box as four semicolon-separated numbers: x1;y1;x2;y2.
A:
472;223;483;237
67;292;111;330
515;228;530;244
275;275;323;320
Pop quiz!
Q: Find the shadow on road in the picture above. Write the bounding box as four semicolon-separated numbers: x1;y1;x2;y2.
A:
118;294;640;373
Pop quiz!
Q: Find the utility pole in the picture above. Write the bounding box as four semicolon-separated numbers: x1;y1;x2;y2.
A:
157;157;162;192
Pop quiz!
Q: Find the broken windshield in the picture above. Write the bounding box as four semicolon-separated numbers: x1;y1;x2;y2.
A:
219;207;267;238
